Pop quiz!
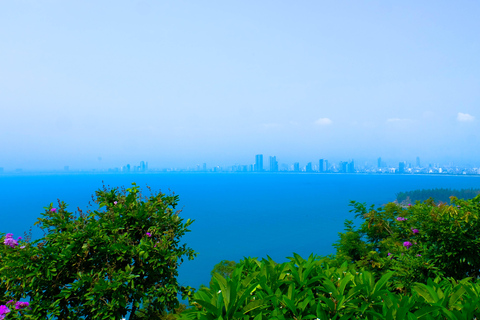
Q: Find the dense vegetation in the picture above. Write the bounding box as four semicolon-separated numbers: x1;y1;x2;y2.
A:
0;183;195;319
2;184;480;319
396;188;480;204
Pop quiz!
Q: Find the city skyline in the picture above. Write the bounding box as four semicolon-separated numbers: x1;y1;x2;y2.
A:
2;154;480;175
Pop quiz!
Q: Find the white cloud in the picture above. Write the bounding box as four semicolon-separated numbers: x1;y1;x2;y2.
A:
457;112;475;122
314;118;332;125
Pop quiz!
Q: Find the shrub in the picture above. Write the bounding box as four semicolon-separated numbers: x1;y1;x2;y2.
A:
334;195;480;291
0;183;195;319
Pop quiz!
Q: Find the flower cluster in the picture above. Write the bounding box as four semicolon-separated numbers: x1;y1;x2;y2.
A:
3;234;22;248
0;305;10;320
0;300;30;319
412;228;419;234
14;302;29;310
396;217;407;221
403;241;413;249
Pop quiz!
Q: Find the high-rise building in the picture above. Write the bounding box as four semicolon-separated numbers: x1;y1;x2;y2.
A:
416;157;421;167
254;154;263;172
319;159;324;172
140;161;146;172
203;163;207;171
348;160;355;173
306;162;313;172
340;161;347;173
293;162;300;172
325;160;329;172
399;161;406;173
378;157;382;168
126;164;131;172
269;156;278;172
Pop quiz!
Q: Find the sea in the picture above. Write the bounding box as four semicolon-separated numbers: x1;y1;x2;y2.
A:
1;172;479;291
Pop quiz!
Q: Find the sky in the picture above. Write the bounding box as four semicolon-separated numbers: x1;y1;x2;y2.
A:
1;1;479;170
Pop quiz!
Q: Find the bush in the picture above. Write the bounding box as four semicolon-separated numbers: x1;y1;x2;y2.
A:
334;195;480;291
182;254;480;320
0;183;195;319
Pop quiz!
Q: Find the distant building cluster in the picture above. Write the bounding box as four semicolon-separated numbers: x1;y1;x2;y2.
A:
119;161;148;173
2;157;480;176
179;155;480;176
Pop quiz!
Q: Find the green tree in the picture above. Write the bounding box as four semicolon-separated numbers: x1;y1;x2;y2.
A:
0;183;196;319
210;260;237;279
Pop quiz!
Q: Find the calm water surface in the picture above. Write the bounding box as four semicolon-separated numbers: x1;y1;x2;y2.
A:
1;173;479;289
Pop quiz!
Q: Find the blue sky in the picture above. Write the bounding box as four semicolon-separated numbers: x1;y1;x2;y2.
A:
1;1;479;170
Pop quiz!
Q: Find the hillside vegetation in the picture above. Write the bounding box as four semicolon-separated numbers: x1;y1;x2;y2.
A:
396;188;480;204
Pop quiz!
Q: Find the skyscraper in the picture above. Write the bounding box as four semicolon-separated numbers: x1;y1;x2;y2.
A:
378;157;382;168
325;160;329;172
269;156;278;172
399;161;406;173
140;161;146;172
416;156;421;167
348;160;355;173
319;159;324;172
254;154;263;172
306;162;313;172
340;161;347;173
293;162;300;172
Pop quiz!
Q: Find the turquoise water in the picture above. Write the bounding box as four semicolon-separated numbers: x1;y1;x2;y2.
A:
1;173;480;290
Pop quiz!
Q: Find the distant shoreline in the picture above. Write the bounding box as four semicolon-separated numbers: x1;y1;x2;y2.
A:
1;171;480;178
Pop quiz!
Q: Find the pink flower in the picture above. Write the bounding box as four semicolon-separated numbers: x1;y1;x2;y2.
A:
146;232;152;237
396;217;407;221
0;305;10;316
14;301;29;310
403;241;413;249
412;228;419;234
114;201;118;205
50;208;57;212
4;234;20;248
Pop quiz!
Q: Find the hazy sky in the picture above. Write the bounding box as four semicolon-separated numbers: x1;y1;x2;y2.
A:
1;1;479;170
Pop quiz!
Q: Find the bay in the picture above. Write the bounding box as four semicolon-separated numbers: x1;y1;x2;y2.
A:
1;172;479;290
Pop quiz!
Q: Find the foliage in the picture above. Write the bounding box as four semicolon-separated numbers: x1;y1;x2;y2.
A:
334;195;480;291
396;188;480;204
0;183;195;319
182;254;480;320
210;260;237;280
